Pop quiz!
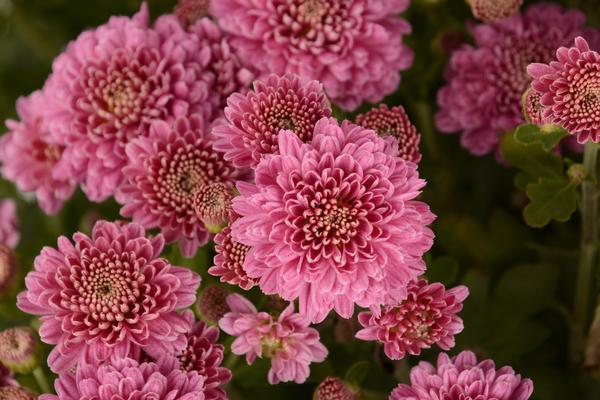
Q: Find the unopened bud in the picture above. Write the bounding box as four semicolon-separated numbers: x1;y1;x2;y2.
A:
197;285;230;323
314;377;357;400
0;327;38;374
194;183;233;234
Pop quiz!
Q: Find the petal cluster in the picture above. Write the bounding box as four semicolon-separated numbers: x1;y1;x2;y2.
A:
41;357;206;400
231;117;435;323
436;4;597;155
17;220;200;372
43;4;217;201
210;0;413;111
356;279;468;360
1;91;76;214
356;104;421;163
314;377;356;400
213;73;331;168
389;351;533;400
528;37;600;142
468;0;523;22
118;115;240;257
219;294;327;384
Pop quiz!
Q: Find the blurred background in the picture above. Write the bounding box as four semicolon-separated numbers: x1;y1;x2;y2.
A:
1;0;600;398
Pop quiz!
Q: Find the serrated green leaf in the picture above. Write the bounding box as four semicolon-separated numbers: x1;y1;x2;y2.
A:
344;361;370;385
523;178;578;228
501;132;564;180
515;123;568;152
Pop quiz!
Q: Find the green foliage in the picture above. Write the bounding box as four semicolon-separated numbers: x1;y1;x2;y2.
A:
501;131;579;228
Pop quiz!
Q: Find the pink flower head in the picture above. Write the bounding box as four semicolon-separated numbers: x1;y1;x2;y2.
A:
210;0;413;111
173;311;231;400
469;0;523;22
194;182;233;234
118;115;240;257
189;18;256;111
436;4;598;155
209;213;258;290
389;351;534;400
522;88;549;126
314;377;356;400
0;200;18;249
356;279;468;360
175;0;210;28
44;3;218;202
17;220;200;373
355;104;421;163
41;357;206;400
231;117;435;323
1;91;76;215
219;293;327;384
213;73;331;168
0;386;34;399
528;37;600;143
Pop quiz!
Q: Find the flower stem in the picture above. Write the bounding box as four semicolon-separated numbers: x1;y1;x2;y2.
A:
572;141;599;365
33;366;51;394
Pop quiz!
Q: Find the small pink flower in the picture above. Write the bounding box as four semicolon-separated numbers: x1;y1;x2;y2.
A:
314;377;356;400
210;0;413;110
209;213;258;290
44;3;218;202
194;182;233;234
219;293;327;384
173;311;231;400
17;220;200;372
118;115;241;257
436;4;598;155
528;37;600;143
1;91;76;214
356;104;421;163
356;279;468;360
389;351;533;400
231;117;435;323
468;0;523;22
522;88;548;126
0;386;34;399
0;200;18;249
40;357;206;400
213;73;331;168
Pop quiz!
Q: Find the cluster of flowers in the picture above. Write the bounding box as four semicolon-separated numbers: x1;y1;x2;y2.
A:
0;0;541;398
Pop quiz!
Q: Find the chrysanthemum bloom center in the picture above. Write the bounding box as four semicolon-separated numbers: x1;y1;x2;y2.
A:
31;140;63;165
177;336;205;372
573;79;600;119
261;330;286;358
80;49;167;139
273;0;356;51
308;199;360;243
194;183;233;232
390;301;442;343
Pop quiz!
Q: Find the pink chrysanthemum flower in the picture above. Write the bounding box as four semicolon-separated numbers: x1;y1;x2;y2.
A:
389;351;534;400
213;74;331;168
210;0;413;111
118;115;240;257
468;0;523;22
0;200;18;249
0;386;35;399
219;293;327;385
40;357;206;400
0;327;38;374
173;311;231;400
528;37;600;143
436;4;598;156
44;4;217;202
1;91;76;215
175;0;210;27
231;117;435;323
194;182;233;234
356;279;468;360
189;18;255;111
522;88;548;126
355;104;421;163
314;377;357;400
17;220;200;373
209;213;258;290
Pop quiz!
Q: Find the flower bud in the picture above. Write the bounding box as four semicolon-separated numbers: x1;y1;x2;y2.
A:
314;377;357;400
568;164;586;185
194;183;233;234
197;285;230;324
468;0;523;22
0;386;35;400
0;327;38;374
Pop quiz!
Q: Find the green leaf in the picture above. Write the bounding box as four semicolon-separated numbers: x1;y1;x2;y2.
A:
344;361;370;385
523;178;578;228
515;123;568;152
501;133;564;180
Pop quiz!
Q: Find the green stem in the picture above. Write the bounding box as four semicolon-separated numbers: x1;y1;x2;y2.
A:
572;141;599;365
33;366;51;394
413;100;439;160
